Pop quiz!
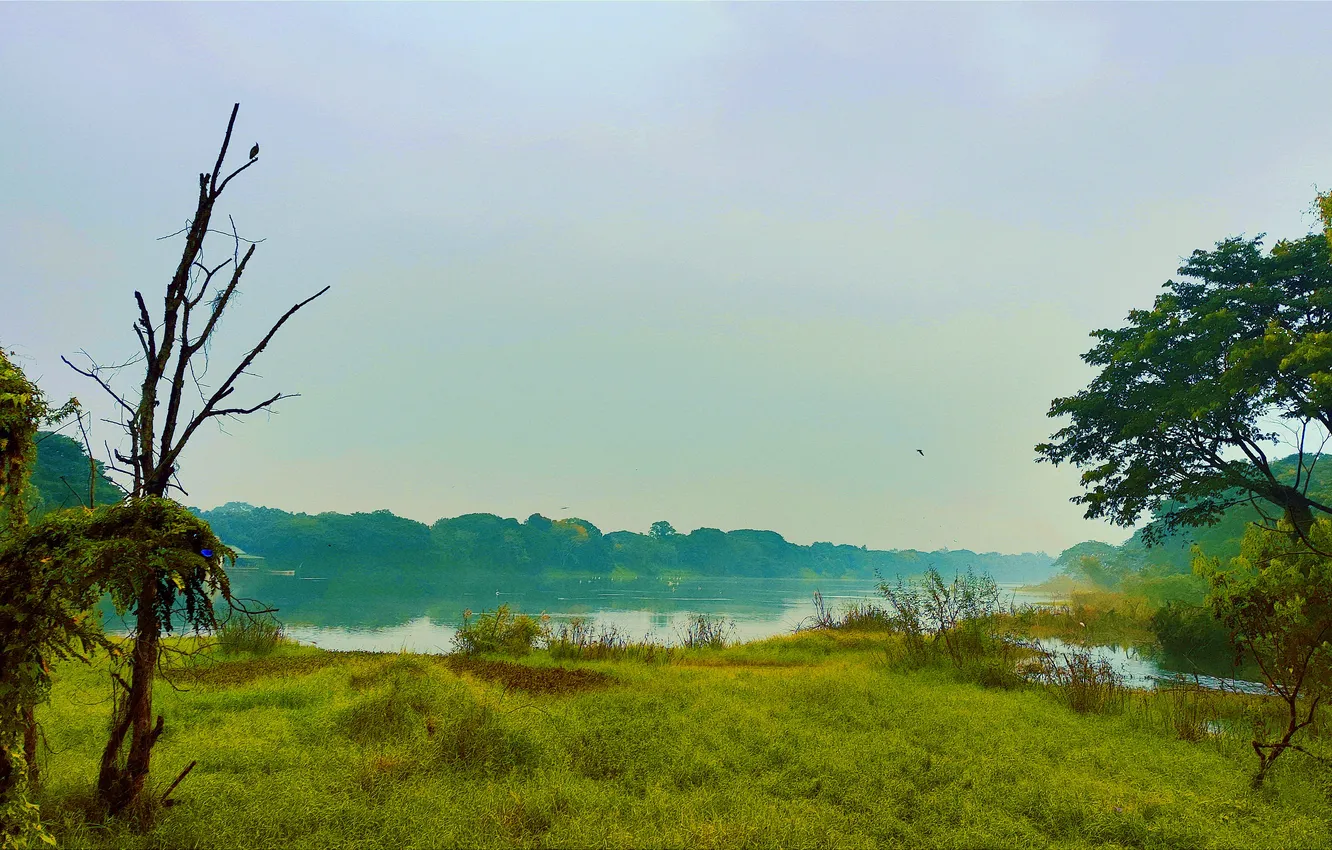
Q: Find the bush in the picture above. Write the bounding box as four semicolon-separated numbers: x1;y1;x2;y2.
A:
799;592;894;632
876;567;1004;667
452;605;547;657
1197;520;1332;785
1150;601;1232;660
838;601;895;631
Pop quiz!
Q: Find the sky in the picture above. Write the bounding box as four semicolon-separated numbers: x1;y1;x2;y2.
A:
3;3;1331;556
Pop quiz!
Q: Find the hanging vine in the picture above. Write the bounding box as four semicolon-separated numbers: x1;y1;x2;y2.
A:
0;345;76;848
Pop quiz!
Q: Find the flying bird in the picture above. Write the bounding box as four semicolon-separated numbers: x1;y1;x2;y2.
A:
249;143;259;160
916;449;924;456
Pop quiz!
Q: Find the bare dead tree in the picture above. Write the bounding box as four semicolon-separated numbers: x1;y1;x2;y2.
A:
64;103;328;816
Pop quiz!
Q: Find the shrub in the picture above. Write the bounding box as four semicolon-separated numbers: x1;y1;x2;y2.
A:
1149;601;1232;660
876;567;1004;667
837;601;895;631
452;605;548;657
1197;520;1332;785
799;592;894;632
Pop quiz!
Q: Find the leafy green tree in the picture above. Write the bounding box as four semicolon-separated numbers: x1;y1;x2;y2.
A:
63;103;327;815
649;520;677;540
0;345;77;845
1037;201;1332;545
1195;520;1332;785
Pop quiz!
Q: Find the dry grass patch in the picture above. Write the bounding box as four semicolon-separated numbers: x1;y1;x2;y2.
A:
446;655;615;695
179;650;346;687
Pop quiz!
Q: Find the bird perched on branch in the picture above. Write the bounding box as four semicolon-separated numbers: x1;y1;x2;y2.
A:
249;143;259;160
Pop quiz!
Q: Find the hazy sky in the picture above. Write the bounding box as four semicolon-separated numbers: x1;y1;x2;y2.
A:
4;3;1331;555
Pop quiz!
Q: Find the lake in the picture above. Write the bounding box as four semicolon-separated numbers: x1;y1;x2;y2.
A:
223;564;1268;693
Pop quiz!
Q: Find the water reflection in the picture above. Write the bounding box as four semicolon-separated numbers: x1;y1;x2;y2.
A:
1024;637;1269;696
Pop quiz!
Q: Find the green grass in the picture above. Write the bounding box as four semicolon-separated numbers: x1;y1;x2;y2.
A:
31;629;1332;849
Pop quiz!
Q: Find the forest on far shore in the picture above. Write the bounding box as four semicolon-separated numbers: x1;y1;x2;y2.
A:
30;431;1056;583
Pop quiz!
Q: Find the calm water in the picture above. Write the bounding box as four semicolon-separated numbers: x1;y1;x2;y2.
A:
224;565;1266;692
277;575;938;652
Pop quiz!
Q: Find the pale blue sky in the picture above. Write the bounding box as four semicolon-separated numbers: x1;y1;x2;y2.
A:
3;2;1330;554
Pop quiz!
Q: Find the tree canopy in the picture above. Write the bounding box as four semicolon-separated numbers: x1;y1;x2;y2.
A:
1037;204;1332;545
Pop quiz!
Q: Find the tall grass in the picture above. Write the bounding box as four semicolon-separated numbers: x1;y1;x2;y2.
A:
215;614;287;656
799;591;894;632
676;613;736;649
31;631;1332;849
1020;641;1129;714
545;617;679;663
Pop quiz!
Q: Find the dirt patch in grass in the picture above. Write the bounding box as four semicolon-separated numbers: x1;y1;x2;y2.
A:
446;656;614;695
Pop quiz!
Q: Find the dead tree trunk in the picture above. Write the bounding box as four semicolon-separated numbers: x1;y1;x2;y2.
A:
68;102;327;816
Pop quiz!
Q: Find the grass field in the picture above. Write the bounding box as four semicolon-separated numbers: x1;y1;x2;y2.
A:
32;628;1332;849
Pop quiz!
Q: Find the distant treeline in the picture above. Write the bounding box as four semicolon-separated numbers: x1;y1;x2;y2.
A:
195;502;1056;583
28;431;1055;583
1056;452;1332;606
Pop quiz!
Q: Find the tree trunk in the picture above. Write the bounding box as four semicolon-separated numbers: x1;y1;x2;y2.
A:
96;580;161;815
1279;489;1316;543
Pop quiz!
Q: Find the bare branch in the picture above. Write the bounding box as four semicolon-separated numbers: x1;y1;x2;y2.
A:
215;159;257;197
62;356;136;416
206;392;296;419
58;476;88;510
157;223;265;246
164;285;329;470
209;103;241;194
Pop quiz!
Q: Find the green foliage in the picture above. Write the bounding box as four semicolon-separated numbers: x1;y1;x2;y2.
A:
648;520;676;539
1150;602;1233;660
452;605;548;657
0;496;235;834
77;498;235;634
0;350;78;846
1196;520;1332;782
1037;205;1332;544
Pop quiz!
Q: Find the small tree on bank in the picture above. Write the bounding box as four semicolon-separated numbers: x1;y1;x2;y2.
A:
1196;520;1332;786
65;103;328;815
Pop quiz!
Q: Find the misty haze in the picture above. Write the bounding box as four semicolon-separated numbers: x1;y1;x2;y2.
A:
3;3;1332;848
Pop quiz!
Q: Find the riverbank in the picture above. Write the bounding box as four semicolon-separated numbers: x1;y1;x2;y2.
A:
33;627;1332;849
